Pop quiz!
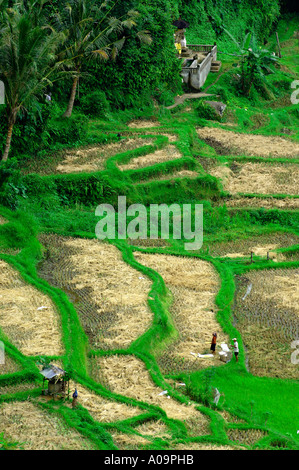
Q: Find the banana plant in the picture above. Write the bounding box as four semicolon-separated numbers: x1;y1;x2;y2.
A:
223;29;278;96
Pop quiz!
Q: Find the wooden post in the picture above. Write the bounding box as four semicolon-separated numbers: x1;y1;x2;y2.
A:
250;251;253;264
275;32;282;58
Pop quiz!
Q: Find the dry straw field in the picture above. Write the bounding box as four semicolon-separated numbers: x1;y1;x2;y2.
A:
234;268;299;379
96;354;210;433
66;379;144;423
197;127;299;158
134;253;229;373
0;260;64;356
203;232;299;260
38;235;153;350
224;196;299;210
118;145;183;171
0;401;96;450
55;137;155;174
210;162;299;196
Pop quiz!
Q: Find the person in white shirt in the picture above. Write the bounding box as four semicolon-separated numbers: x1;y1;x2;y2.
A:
181;36;187;49
232;338;239;362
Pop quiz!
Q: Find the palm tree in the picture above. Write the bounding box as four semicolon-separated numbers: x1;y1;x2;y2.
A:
0;4;63;161
54;0;151;118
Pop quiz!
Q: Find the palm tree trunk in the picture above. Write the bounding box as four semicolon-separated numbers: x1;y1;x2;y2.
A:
1;118;15;162
63;76;79;118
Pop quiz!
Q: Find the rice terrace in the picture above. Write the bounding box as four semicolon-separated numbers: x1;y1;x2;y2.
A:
0;0;299;455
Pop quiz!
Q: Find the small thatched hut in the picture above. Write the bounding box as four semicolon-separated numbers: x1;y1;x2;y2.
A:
40;364;70;399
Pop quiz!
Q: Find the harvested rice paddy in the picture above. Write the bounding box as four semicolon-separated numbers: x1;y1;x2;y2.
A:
202;232;299;260
210;162;299;196
197;127;299;158
118;145;183;171
172;442;243;450
234;268;299;379
0;260;64;357
134;253;229;373
224;196;299;210
110;430;152;450
96;354;210;432
55;137;155;174
38;235;153;350
66;379;144;423
0;354;22;376
0;401;96;450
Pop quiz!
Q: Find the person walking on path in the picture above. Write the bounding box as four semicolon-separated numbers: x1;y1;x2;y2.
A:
232;338;239;362
210;332;217;355
72;388;78;408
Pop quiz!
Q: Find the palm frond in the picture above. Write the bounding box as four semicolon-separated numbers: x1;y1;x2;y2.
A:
137;30;152;45
92;48;109;60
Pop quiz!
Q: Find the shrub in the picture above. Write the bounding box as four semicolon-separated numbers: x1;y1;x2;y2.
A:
79;90;110;117
0;159;27;209
46;113;89;145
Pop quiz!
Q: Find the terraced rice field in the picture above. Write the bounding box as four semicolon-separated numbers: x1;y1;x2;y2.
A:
1;33;298;449
56;137;155;174
118;145;183;171
38;235;153;350
134;253;229;373
96;354;210;431
67;379;145;423
0;260;64;356
202;232;299;260
0;401;96;450
210;162;299;196
197;127;299;158
234;268;299;379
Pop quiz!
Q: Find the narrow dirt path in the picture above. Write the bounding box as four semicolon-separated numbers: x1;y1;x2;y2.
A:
166;92;215;109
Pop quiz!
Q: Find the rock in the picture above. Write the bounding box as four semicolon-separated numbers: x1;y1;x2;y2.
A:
204;100;227;117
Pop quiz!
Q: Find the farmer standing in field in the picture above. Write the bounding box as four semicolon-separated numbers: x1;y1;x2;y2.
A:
232;338;239;362
72;388;78;408
210;332;217;355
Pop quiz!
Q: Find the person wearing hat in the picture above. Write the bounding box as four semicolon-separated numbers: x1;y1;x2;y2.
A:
232;338;239;362
210;332;217;355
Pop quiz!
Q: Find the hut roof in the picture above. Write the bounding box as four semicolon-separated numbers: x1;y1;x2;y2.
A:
40;364;66;381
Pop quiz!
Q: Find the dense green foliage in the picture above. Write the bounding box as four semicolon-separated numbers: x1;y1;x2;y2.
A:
179;0;280;49
0;0;283;160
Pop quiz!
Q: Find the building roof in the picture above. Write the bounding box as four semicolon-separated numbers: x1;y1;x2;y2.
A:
40;364;66;381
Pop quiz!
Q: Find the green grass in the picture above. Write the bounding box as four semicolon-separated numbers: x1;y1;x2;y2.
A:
192;367;299;443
